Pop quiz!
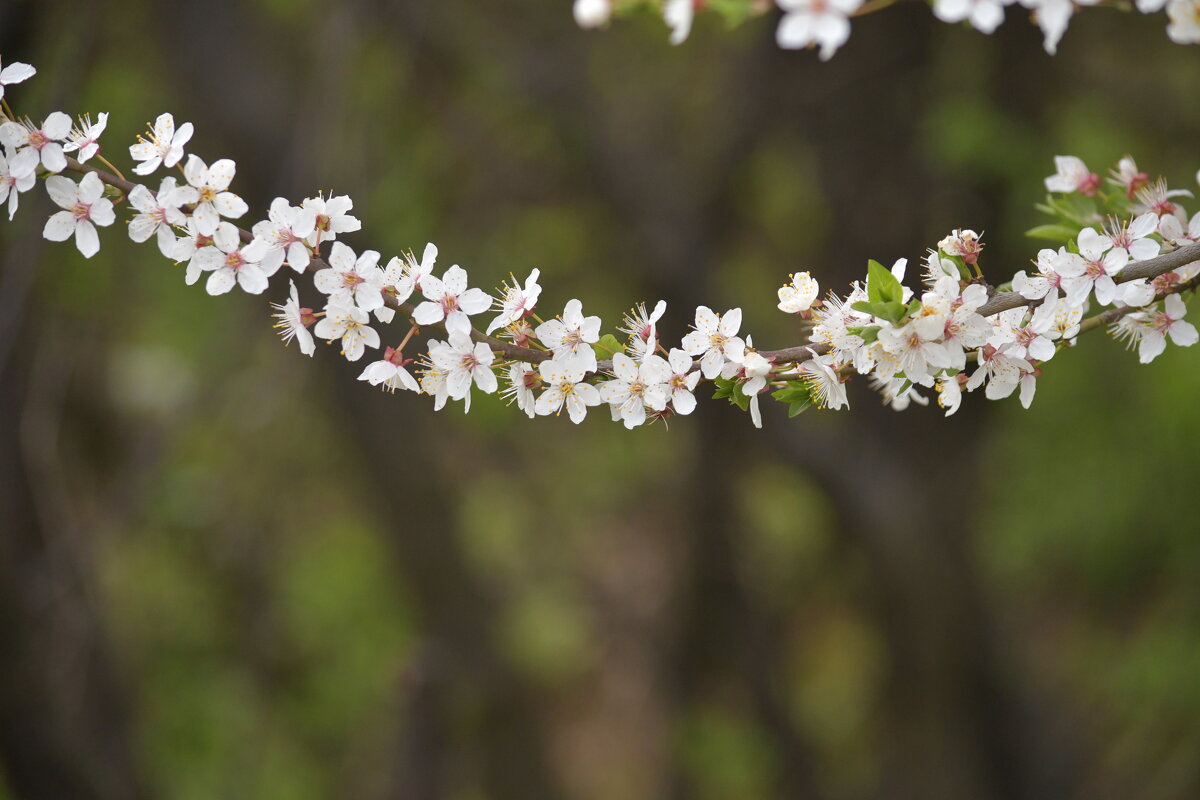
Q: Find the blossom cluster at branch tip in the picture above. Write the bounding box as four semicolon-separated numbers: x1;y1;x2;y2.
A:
3;57;1200;430
570;0;1199;59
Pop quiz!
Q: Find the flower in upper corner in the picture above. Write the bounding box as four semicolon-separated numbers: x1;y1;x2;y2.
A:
775;0;863;61
1136;294;1199;363
487;268;542;334
0;146;36;221
664;0;694;45
799;355;848;410
535;356;601;423
1167;0;1200;44
192;222;273;296
62;113;108;164
271;280;317;357
938;229;984;266
1;111;71;177
127;176;199;257
359;346;420;393
413;265;493;337
184;155;249;236
252;197;317;274
314;301;380;361
681;305;745;379
0;59;36;101
573;0;612;28
1159;209;1200;248
1043;155;1100;195
535;299;603;373
42;172;115;258
600;353;670;429
129;113;194;176
501;362;540;418
933;0;1011;34
303;194;361;247
314;242;385;311
618;300;667;360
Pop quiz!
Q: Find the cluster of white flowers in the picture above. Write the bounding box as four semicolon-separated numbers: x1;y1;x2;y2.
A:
572;0;1200;59
4;56;1200;430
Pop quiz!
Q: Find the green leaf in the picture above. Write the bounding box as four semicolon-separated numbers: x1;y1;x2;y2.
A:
713;377;750;411
592;334;623;360
866;259;903;306
1025;224;1078;243
846;324;880;344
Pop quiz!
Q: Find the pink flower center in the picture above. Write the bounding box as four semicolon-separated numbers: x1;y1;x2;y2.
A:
1085;259;1106;279
28;130;48;150
343;272;364;287
71;202;91;221
1078;173;1101;196
225;251;246;270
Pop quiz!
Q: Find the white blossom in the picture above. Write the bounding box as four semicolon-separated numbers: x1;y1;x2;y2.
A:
1135;294;1199;363
413;265;493;337
663;348;701;415
535;357;601;423
776;0;863;60
618;300;667;360
1;111;70;177
359;346;420;393
252;198;317;274
487;268;542;334
0;59;36;101
1057;227;1128;305
303;194;361;247
501;362;539;418
682;305;745;379
799;355;848;410
665;0;694;45
1043;154;1099;195
1167;0;1200;44
777;272;820;314
574;0;612;28
192;222;272;296
127;176;198;257
271;280;317;356
314;242;385;311
314;301;380;361
183;155;248;236
0;146;36;220
129;113;193;176
933;0;1011;34
535;299;603;373
42;172;114;258
62;113;108;163
600;352;670;429
428;333;497;410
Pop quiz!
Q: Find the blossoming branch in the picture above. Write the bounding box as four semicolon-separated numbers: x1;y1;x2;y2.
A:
2;55;1200;429
573;0;1200;60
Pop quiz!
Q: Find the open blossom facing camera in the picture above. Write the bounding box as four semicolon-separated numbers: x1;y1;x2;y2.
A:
7;49;1200;431
1;111;70;177
413;265;492;337
314;242;385;311
129;113;193;176
184;155;248;235
536;299;603;373
127;176;198;257
42;172;114;258
193;222;273;296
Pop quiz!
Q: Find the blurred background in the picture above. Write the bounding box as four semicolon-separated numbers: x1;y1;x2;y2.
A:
3;1;1200;799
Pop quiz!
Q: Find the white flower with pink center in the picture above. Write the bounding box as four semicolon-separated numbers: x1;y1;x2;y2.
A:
42;172;114;258
487;268;542;334
682;305;745;379
600;352;670;429
314;301;380;362
1043;155;1100;195
618;300;666;360
184;155;249;236
302;194;361;248
251;198;317;274
413;265;493;338
535;356;601;423
1;111;70;177
1057;227;1128;305
535;299;603;373
127;176;198;257
359;346;420;393
1137;294;1199;363
314;242;385;311
192;222;273;296
0;146;36;221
